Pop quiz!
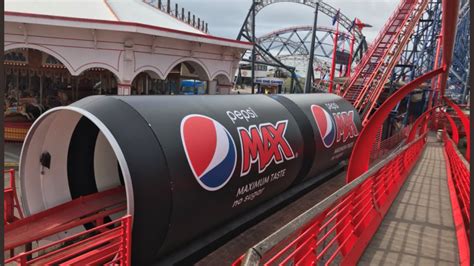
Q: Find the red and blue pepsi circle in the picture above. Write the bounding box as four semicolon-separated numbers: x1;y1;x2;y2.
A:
311;105;336;148
180;114;237;191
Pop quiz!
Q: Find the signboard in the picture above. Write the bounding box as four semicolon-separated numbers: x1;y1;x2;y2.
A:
335;51;350;65
239;70;268;78
255;77;284;86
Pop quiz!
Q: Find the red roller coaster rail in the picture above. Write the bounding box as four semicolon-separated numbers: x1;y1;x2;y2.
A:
342;0;429;125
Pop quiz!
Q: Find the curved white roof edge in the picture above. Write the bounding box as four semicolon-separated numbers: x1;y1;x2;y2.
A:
5;0;252;49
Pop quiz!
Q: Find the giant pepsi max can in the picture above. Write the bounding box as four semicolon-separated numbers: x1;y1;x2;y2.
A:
272;94;362;181
19;93;361;264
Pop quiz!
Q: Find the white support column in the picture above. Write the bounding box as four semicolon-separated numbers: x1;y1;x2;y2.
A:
117;83;131;96
119;39;135;89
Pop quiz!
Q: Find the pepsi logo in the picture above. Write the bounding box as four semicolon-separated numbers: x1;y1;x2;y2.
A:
311;105;336;148
181;115;237;191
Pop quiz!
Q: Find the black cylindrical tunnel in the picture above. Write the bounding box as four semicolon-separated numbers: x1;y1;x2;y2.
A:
272;94;362;182
19;94;361;264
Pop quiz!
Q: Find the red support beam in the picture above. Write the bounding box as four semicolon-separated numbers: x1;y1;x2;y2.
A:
429;34;442;108
347;68;444;182
444;97;470;160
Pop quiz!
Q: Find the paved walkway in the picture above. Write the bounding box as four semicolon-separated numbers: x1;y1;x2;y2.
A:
359;138;459;265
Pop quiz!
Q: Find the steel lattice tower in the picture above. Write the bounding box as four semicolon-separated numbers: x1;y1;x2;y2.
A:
447;0;470;103
384;0;442;129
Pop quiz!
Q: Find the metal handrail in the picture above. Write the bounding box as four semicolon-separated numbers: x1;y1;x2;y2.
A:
443;131;470;266
239;133;427;265
5;215;132;265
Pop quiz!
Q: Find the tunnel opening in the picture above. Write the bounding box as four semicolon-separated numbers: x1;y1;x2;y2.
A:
18;107;132;241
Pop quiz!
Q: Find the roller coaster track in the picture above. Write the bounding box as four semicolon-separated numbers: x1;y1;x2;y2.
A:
237;0;367;93
238;0;363;43
342;0;429;125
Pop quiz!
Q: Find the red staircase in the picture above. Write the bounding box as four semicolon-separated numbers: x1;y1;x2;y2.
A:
342;0;429;125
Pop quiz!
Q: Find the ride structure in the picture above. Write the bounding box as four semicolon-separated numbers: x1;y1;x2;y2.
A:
236;0;367;93
447;0;470;103
255;26;354;92
234;1;468;264
3;0;470;265
370;0;443;137
341;0;430;125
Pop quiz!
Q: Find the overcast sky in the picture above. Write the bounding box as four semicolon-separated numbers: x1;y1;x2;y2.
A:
179;0;398;42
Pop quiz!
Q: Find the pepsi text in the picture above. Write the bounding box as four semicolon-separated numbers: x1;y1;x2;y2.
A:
226;107;258;124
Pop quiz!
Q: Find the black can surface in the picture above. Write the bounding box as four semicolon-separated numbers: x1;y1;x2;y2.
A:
19;94;361;264
272;94;362;181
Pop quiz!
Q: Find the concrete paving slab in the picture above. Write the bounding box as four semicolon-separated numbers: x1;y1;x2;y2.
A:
359;139;458;266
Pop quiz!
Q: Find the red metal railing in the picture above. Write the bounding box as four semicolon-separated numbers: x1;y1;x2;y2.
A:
370;126;410;162
5;214;132;265
234;134;426;266
4;169;24;224
443;132;470;266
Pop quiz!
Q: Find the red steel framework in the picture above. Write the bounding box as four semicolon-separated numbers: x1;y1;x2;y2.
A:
4;169;24;224
346;67;444;182
233;0;463;260
341;0;429;125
